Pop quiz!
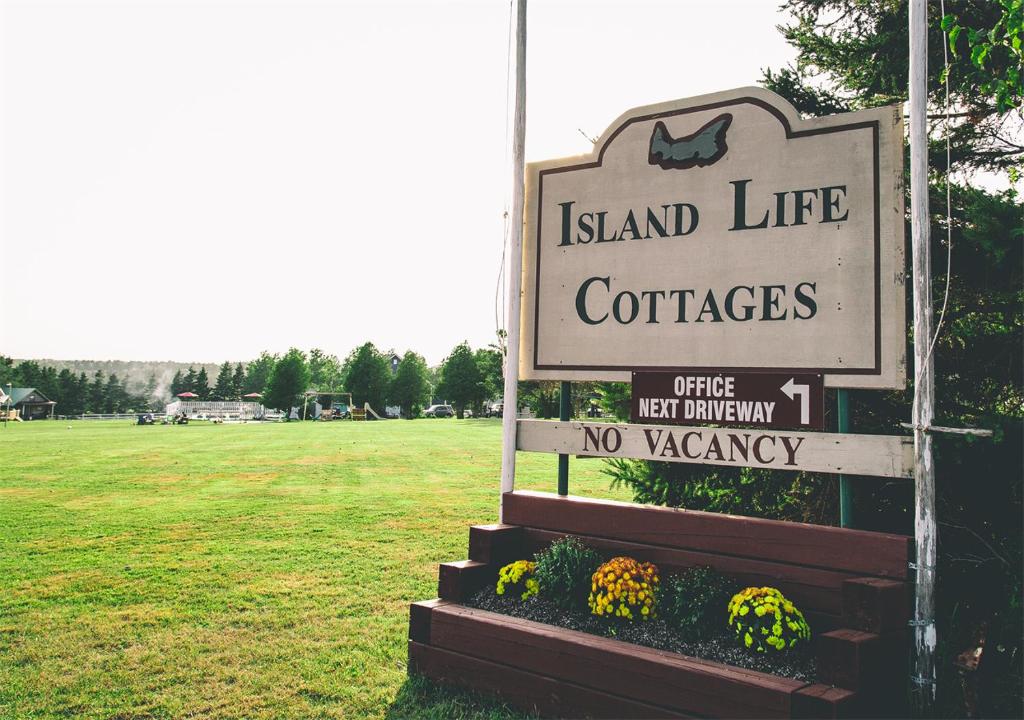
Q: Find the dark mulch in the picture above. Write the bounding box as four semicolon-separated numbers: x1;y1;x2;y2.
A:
465;588;817;682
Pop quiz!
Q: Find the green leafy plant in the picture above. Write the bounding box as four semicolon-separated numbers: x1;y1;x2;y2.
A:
588;556;659;621
942;0;1022;112
728;586;810;653
533;536;601;611
495;560;538;601
660;566;735;641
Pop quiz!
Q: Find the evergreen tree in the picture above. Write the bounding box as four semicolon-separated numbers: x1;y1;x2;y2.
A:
89;371;105;413
389;351;430;418
263;348;310;418
57;369;80;416
194;367;211;400
231;363;246;398
170;370;185;397
182;367;198;395
211;362;233;400
37;365;59;401
0;356;17;388
103;373;126;413
144;374;157;402
436;342;485;419
342;343;391;411
15;361;42;390
76;372;89;415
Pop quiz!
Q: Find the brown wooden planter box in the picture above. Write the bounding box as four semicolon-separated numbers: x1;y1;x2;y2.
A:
409;491;912;719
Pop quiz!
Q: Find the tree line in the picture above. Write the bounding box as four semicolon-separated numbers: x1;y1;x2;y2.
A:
2;341;533;419
1;357;154;416
258;342;506;419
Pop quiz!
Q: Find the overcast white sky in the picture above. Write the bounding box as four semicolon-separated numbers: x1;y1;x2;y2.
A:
1;0;799;365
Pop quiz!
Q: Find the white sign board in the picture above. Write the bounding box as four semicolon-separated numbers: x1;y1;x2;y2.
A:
520;87;905;389
517;420;914;479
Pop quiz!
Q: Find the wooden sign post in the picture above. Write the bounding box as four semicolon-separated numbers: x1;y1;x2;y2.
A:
909;0;937;712
499;0;527;518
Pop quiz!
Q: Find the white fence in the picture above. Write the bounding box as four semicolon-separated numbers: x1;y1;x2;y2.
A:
165;401;266;420
67;413;167;421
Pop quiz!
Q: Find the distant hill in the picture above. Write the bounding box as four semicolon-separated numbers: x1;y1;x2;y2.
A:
15;359;239;398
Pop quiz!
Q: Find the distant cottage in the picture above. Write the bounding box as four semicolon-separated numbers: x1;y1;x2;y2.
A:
4;387;56;420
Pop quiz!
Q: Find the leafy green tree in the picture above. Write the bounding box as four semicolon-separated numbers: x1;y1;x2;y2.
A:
942;0;1022;114
263;348;309;418
390;351;430;418
437;342;485;418
425;364;441;404
474;347;504;407
308;348;343;391
194;367;211;400
211;362;233;400
517;381;559;419
342;343;391;411
244;353;277;395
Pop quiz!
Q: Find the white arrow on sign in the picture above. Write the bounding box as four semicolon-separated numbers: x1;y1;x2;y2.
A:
780;378;810;425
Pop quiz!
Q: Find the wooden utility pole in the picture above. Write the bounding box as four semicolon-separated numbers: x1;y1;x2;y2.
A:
500;0;527;521
909;0;937;713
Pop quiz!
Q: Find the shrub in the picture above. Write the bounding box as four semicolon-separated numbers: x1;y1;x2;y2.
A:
496;560;538;601
533;536;601;611
588;556;659;621
602;458;816;521
728;586;811;653
660;566;734;641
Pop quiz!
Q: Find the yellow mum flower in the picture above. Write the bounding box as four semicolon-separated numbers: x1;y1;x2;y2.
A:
730;586;811;654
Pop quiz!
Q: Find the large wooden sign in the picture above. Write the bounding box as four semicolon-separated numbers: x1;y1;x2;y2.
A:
520;87;906;389
517;420;913;479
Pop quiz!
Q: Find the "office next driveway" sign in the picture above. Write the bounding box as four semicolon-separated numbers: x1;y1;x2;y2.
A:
631;371;825;430
520;87;906;390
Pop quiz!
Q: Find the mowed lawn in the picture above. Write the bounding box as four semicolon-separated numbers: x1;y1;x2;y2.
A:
0;419;630;719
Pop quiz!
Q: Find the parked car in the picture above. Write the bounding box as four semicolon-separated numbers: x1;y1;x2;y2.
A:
485;401;503;417
423;404;455;418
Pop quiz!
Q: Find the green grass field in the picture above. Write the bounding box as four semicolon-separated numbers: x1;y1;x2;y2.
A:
0;419;630;719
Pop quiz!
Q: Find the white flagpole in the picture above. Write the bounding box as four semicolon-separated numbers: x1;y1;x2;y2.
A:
499;0;527;522
909;0;937;713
